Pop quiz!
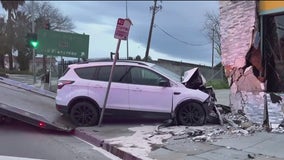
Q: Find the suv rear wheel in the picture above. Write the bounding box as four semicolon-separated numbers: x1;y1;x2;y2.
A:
177;102;206;126
70;102;99;126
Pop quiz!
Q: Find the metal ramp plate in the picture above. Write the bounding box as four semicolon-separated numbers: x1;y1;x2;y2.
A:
0;78;75;132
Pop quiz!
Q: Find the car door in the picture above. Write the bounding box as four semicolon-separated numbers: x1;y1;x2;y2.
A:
88;65;129;110
128;66;173;113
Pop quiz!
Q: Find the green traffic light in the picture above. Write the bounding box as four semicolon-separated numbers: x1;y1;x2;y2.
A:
30;41;39;48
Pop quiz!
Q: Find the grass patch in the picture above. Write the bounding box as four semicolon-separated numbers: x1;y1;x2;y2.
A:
7;70;32;75
207;79;229;89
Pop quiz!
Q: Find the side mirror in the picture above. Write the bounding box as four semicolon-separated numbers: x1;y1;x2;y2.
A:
159;79;170;87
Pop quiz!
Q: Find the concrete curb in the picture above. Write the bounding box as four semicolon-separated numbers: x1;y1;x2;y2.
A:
74;128;142;160
74;129;104;147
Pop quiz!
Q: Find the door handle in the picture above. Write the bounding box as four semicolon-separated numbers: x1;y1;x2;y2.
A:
94;85;103;88
132;88;142;92
174;92;181;95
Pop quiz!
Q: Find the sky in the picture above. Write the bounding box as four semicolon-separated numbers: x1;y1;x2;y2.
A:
0;1;220;66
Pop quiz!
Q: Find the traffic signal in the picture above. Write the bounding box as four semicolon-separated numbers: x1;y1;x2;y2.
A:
45;22;50;30
26;33;39;49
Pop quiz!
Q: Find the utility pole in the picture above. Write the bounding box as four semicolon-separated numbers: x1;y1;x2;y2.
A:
211;28;215;68
144;0;162;61
211;26;215;78
126;0;129;59
212;28;215;69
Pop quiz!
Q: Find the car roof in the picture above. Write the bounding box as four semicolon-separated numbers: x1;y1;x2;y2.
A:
68;60;155;69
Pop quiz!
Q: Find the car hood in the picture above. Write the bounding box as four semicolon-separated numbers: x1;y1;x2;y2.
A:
182;67;206;89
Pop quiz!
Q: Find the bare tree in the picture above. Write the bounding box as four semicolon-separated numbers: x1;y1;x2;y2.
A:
22;1;74;32
203;11;221;56
21;1;75;73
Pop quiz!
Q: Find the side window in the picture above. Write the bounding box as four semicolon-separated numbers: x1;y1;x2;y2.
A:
75;67;96;80
97;66;110;81
96;66;128;83
112;66;128;82
130;67;166;86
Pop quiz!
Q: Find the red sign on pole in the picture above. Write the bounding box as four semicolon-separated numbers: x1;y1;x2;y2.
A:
114;18;132;40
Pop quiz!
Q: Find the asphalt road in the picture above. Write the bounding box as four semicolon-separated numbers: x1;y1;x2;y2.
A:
0;120;120;160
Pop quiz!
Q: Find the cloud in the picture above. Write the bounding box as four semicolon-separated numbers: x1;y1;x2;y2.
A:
2;1;219;66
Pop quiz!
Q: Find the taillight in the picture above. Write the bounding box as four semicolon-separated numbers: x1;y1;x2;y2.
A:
57;80;74;89
38;121;46;128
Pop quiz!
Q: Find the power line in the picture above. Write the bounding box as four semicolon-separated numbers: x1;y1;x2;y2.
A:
154;24;209;46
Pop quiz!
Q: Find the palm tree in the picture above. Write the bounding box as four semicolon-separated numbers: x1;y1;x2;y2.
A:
0;16;8;69
1;0;25;70
13;11;31;71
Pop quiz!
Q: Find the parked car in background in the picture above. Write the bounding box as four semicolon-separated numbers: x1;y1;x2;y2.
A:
56;60;216;126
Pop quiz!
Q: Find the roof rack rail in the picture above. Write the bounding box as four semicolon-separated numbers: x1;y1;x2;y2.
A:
77;58;112;64
77;58;148;66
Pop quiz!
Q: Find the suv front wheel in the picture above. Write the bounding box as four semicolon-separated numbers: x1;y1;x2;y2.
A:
177;101;206;126
70;101;99;126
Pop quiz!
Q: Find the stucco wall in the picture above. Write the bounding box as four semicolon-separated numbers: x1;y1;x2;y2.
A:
220;1;264;112
220;1;257;71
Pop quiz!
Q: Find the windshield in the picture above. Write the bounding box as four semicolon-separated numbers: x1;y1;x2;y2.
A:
151;64;181;82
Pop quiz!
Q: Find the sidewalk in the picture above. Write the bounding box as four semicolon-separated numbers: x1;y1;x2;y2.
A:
149;132;284;160
75;120;284;160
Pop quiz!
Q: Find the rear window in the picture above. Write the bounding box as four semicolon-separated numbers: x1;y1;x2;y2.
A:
74;67;96;80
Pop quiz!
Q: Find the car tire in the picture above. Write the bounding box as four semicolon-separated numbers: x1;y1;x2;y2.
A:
0;115;5;124
70;101;99;126
177;102;206;126
0;115;13;124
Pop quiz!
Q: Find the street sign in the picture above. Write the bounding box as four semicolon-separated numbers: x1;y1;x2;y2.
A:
114;18;132;40
37;29;89;59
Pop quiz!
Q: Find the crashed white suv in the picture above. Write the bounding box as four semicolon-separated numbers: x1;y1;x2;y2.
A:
56;60;216;126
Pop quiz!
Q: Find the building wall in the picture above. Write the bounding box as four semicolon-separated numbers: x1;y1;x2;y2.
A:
220;1;256;72
220;1;264;112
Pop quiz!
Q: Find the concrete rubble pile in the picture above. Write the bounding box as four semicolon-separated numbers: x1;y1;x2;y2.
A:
154;112;264;144
157;109;284;144
271;126;284;133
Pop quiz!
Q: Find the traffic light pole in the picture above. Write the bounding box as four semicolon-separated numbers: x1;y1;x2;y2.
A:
32;1;36;84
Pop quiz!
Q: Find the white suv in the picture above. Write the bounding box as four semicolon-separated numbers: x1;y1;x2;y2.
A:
56;60;216;126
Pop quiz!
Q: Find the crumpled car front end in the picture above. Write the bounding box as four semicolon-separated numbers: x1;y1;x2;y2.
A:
181;67;221;124
182;67;217;103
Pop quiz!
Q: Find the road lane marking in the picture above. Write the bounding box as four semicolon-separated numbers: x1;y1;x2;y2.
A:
0;155;45;160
